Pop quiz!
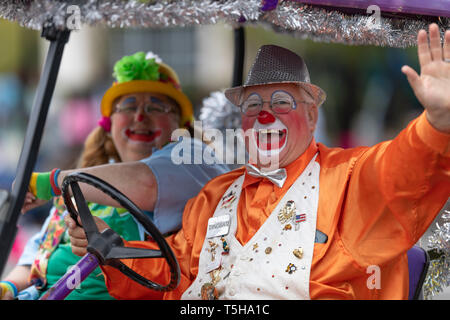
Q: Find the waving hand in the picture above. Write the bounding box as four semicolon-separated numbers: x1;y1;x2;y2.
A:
402;24;450;133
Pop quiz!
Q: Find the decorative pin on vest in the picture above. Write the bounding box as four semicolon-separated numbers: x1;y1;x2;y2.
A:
294;213;306;231
278;200;296;224
220;190;236;209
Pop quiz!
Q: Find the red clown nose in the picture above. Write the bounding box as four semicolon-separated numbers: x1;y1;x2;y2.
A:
257;110;276;124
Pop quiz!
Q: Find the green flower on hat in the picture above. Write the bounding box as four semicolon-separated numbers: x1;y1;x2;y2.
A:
113;52;160;83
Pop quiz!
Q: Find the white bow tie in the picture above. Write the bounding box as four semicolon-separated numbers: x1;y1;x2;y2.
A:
245;163;287;188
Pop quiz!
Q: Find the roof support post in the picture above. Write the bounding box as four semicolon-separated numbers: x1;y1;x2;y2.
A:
0;25;70;277
232;26;245;87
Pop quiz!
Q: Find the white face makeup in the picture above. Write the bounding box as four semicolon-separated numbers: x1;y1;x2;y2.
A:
252;117;288;156
246;117;288;169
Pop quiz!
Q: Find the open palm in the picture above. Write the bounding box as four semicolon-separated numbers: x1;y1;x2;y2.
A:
402;24;450;133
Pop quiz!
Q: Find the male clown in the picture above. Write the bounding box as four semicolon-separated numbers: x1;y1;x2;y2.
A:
67;24;450;299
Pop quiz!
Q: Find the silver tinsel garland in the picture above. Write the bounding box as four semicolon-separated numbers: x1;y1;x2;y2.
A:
198;91;244;168
423;208;450;300
0;0;448;47
198;90;241;131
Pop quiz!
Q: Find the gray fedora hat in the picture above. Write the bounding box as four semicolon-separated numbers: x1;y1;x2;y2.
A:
224;45;326;107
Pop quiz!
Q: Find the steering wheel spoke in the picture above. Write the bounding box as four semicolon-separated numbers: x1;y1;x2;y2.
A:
68;182;99;238
106;246;164;260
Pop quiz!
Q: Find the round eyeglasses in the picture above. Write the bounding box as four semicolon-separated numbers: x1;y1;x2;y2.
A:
239;90;310;116
115;95;177;116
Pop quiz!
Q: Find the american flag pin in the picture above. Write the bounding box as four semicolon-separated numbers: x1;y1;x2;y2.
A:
294;213;306;230
220;191;236;209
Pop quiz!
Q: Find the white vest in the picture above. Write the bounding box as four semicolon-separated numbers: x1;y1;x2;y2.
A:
181;155;320;300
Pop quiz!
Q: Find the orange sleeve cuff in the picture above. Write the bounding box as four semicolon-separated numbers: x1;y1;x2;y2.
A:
415;112;450;156
100;240;165;300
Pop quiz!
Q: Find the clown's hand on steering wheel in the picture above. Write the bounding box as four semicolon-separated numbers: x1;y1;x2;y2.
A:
65;214;108;257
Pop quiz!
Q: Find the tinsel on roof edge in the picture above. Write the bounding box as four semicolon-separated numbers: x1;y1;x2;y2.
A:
0;0;449;48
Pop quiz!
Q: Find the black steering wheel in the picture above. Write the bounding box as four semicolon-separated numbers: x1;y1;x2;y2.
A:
61;172;180;292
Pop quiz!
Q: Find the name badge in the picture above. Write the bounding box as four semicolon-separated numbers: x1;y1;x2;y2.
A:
206;215;231;238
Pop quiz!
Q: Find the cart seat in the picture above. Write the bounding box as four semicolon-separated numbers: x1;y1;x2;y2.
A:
407;245;430;300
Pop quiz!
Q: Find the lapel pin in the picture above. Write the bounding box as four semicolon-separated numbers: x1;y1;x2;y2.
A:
285;263;297;274
278;200;296;224
221;190;236;209
220;236;230;255
294;213;306;231
293;248;303;259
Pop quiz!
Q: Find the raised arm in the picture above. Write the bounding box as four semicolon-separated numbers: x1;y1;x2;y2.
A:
339;24;450;267
21;161;157;214
56;161;157;211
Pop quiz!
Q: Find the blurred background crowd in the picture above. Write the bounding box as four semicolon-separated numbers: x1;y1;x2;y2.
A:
0;18;447;298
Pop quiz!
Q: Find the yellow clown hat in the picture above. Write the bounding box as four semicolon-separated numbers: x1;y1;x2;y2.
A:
100;52;194;128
